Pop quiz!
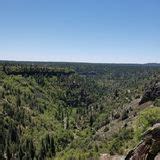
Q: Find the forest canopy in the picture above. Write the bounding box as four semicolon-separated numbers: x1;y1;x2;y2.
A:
0;61;160;160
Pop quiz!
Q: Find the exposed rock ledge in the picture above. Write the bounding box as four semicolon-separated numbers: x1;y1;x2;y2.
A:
100;123;160;160
125;123;160;160
139;80;160;105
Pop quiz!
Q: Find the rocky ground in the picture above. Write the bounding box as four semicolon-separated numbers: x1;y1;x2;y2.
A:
99;80;160;160
125;123;160;160
99;123;160;160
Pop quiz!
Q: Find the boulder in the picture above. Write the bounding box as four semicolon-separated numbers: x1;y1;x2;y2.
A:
139;81;160;105
125;123;160;160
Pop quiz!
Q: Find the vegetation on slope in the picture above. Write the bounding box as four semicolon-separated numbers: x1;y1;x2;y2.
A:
0;62;160;160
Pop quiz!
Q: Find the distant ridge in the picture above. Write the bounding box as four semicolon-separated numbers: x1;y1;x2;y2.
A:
0;60;160;66
144;63;160;66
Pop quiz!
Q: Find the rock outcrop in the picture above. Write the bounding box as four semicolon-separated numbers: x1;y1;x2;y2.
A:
100;154;125;160
125;123;160;160
139;81;160;105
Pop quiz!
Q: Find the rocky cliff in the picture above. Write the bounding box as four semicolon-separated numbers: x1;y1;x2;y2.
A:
125;123;160;160
139;80;160;105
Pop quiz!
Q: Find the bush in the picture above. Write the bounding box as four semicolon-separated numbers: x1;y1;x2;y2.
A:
134;107;160;140
154;98;160;107
121;110;128;120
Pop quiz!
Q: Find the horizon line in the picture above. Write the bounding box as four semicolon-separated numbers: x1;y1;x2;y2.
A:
0;59;160;65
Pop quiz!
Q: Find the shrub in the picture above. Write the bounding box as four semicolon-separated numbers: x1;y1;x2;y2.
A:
134;107;160;140
121;110;128;120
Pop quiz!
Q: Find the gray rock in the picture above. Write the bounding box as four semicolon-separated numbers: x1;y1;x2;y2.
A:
139;81;160;105
125;123;160;160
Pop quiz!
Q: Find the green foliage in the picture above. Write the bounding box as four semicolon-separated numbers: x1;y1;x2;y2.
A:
134;107;160;140
108;128;134;154
55;149;99;160
0;62;160;159
154;98;160;107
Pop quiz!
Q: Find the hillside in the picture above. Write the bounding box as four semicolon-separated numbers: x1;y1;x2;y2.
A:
0;62;160;160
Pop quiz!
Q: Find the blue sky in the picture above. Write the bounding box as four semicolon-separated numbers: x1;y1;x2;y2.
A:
0;0;160;63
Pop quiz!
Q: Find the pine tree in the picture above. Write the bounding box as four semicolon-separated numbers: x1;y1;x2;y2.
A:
6;145;12;160
16;95;21;107
89;113;94;127
50;137;56;157
29;140;35;160
18;146;25;160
